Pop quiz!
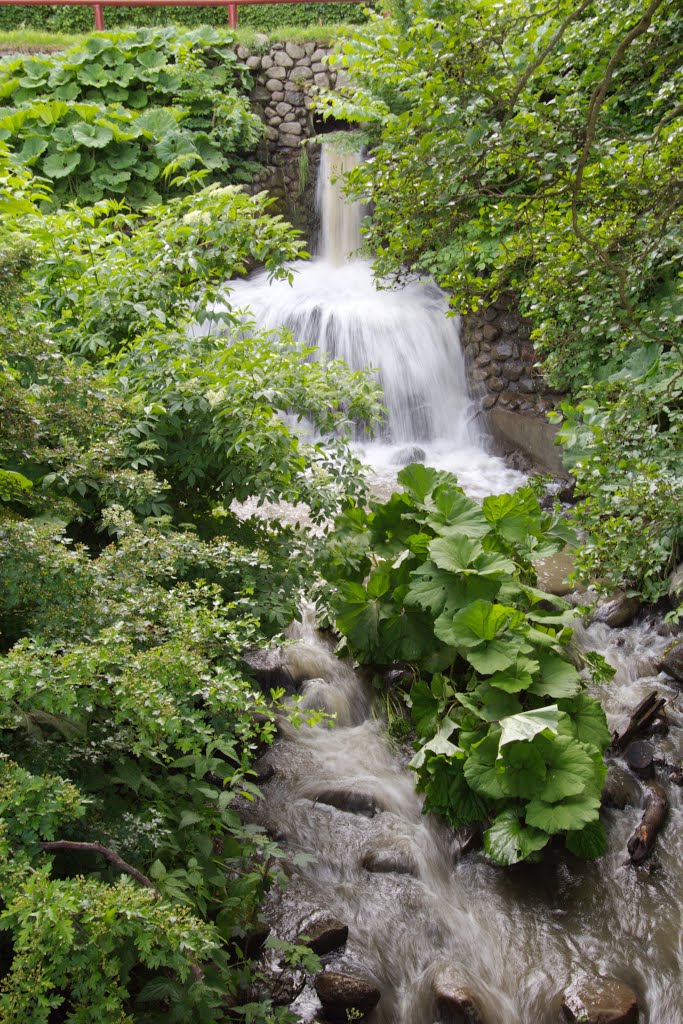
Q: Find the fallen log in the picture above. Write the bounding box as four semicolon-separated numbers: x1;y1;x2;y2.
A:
611;692;667;751
626;780;669;865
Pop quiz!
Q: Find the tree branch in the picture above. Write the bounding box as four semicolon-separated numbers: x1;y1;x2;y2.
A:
505;0;594;121
40;840;205;982
571;0;667;317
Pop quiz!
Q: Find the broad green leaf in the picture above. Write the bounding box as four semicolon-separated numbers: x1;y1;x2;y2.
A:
410;718;460;769
465;638;523;675
408;678;443;738
498;705;559;752
538;736;595;804
565;819;607;859
486;656;537;693
557;693;611;752
406;562;499;616
476;683;523;721
397;462;441;501
72;122;114;148
484;810;549;866
42;150;80;178
463;730;506;799
525;792;601;834
483;488;541;544
17;135;48;164
334;581;379;657
499;740;547;798
435;600;522;648
107;141;141;169
528;652;581;698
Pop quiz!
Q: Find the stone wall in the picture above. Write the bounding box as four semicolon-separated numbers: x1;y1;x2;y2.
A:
238;40;335;241
462;294;559;417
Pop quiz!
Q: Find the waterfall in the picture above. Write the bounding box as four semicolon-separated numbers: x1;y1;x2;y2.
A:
315;142;364;266
212;137;524;499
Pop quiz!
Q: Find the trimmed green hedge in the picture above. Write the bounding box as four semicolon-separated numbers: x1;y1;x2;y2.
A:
0;3;368;33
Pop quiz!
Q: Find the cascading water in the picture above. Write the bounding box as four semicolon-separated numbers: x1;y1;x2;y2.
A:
216;139;680;1022
249;610;682;1024
208;140;524;500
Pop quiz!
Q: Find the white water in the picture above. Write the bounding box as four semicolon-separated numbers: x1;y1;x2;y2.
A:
248;609;683;1024
206;141;524;501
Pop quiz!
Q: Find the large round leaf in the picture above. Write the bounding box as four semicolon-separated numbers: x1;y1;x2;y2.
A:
42;150;80;178
71;123;114;148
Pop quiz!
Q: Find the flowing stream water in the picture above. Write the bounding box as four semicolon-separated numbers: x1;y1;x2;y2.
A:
225;142;682;1021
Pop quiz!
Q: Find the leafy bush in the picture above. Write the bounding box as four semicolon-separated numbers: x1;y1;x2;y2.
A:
0;27;263;206
320;464;613;865
0;4;369;34
0;135;380;1018
552;350;683;602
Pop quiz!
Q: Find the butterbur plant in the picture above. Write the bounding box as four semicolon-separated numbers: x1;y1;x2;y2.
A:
322;464;613;865
0;26;262;208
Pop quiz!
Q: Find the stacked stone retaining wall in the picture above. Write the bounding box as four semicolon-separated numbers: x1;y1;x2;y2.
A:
238;40;335;240
462;294;560;417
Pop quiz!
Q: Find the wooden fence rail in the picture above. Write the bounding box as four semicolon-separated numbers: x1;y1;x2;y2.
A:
0;0;362;31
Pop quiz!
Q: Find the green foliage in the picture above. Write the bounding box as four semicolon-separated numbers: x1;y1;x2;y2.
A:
0;127;380;1019
0;6;368;34
321;464;612;865
551;353;683;600
319;0;683;600
0;27;263;206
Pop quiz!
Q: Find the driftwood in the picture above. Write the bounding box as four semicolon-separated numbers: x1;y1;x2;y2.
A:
626;780;669;865
611;691;667;751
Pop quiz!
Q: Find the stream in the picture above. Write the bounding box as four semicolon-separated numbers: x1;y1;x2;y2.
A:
225;141;682;1022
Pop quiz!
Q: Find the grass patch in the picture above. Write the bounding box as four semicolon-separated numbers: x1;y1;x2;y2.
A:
0;22;352;55
0;29;87;52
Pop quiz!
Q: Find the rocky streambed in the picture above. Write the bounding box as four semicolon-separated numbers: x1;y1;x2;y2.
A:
240;601;682;1024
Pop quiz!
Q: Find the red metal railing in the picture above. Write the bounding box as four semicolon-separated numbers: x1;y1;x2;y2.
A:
0;0;361;31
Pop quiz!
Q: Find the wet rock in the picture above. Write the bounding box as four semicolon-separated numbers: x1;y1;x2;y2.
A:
592;594;641;628
432;969;486;1024
656;641;683;683
601;764;641;809
361;847;418;876
241;646;296;693
625;740;654;779
390;445;426;465
561;978;639;1023
451;822;483;859
314;972;381;1022
315;789;376;817
271;968;306;1005
668;561;683;603
297;915;349;955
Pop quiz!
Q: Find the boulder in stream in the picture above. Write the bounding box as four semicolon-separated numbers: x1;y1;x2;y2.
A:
431;968;486;1024
592;594;641;628
314;971;381;1022
656;640;683;683
561;978;639;1024
314;789;377;817
390;445;426;466
241;645;296;693
361;847;418;876
297;914;349;955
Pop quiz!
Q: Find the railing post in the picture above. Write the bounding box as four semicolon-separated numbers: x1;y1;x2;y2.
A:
93;3;105;30
228;2;238;28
